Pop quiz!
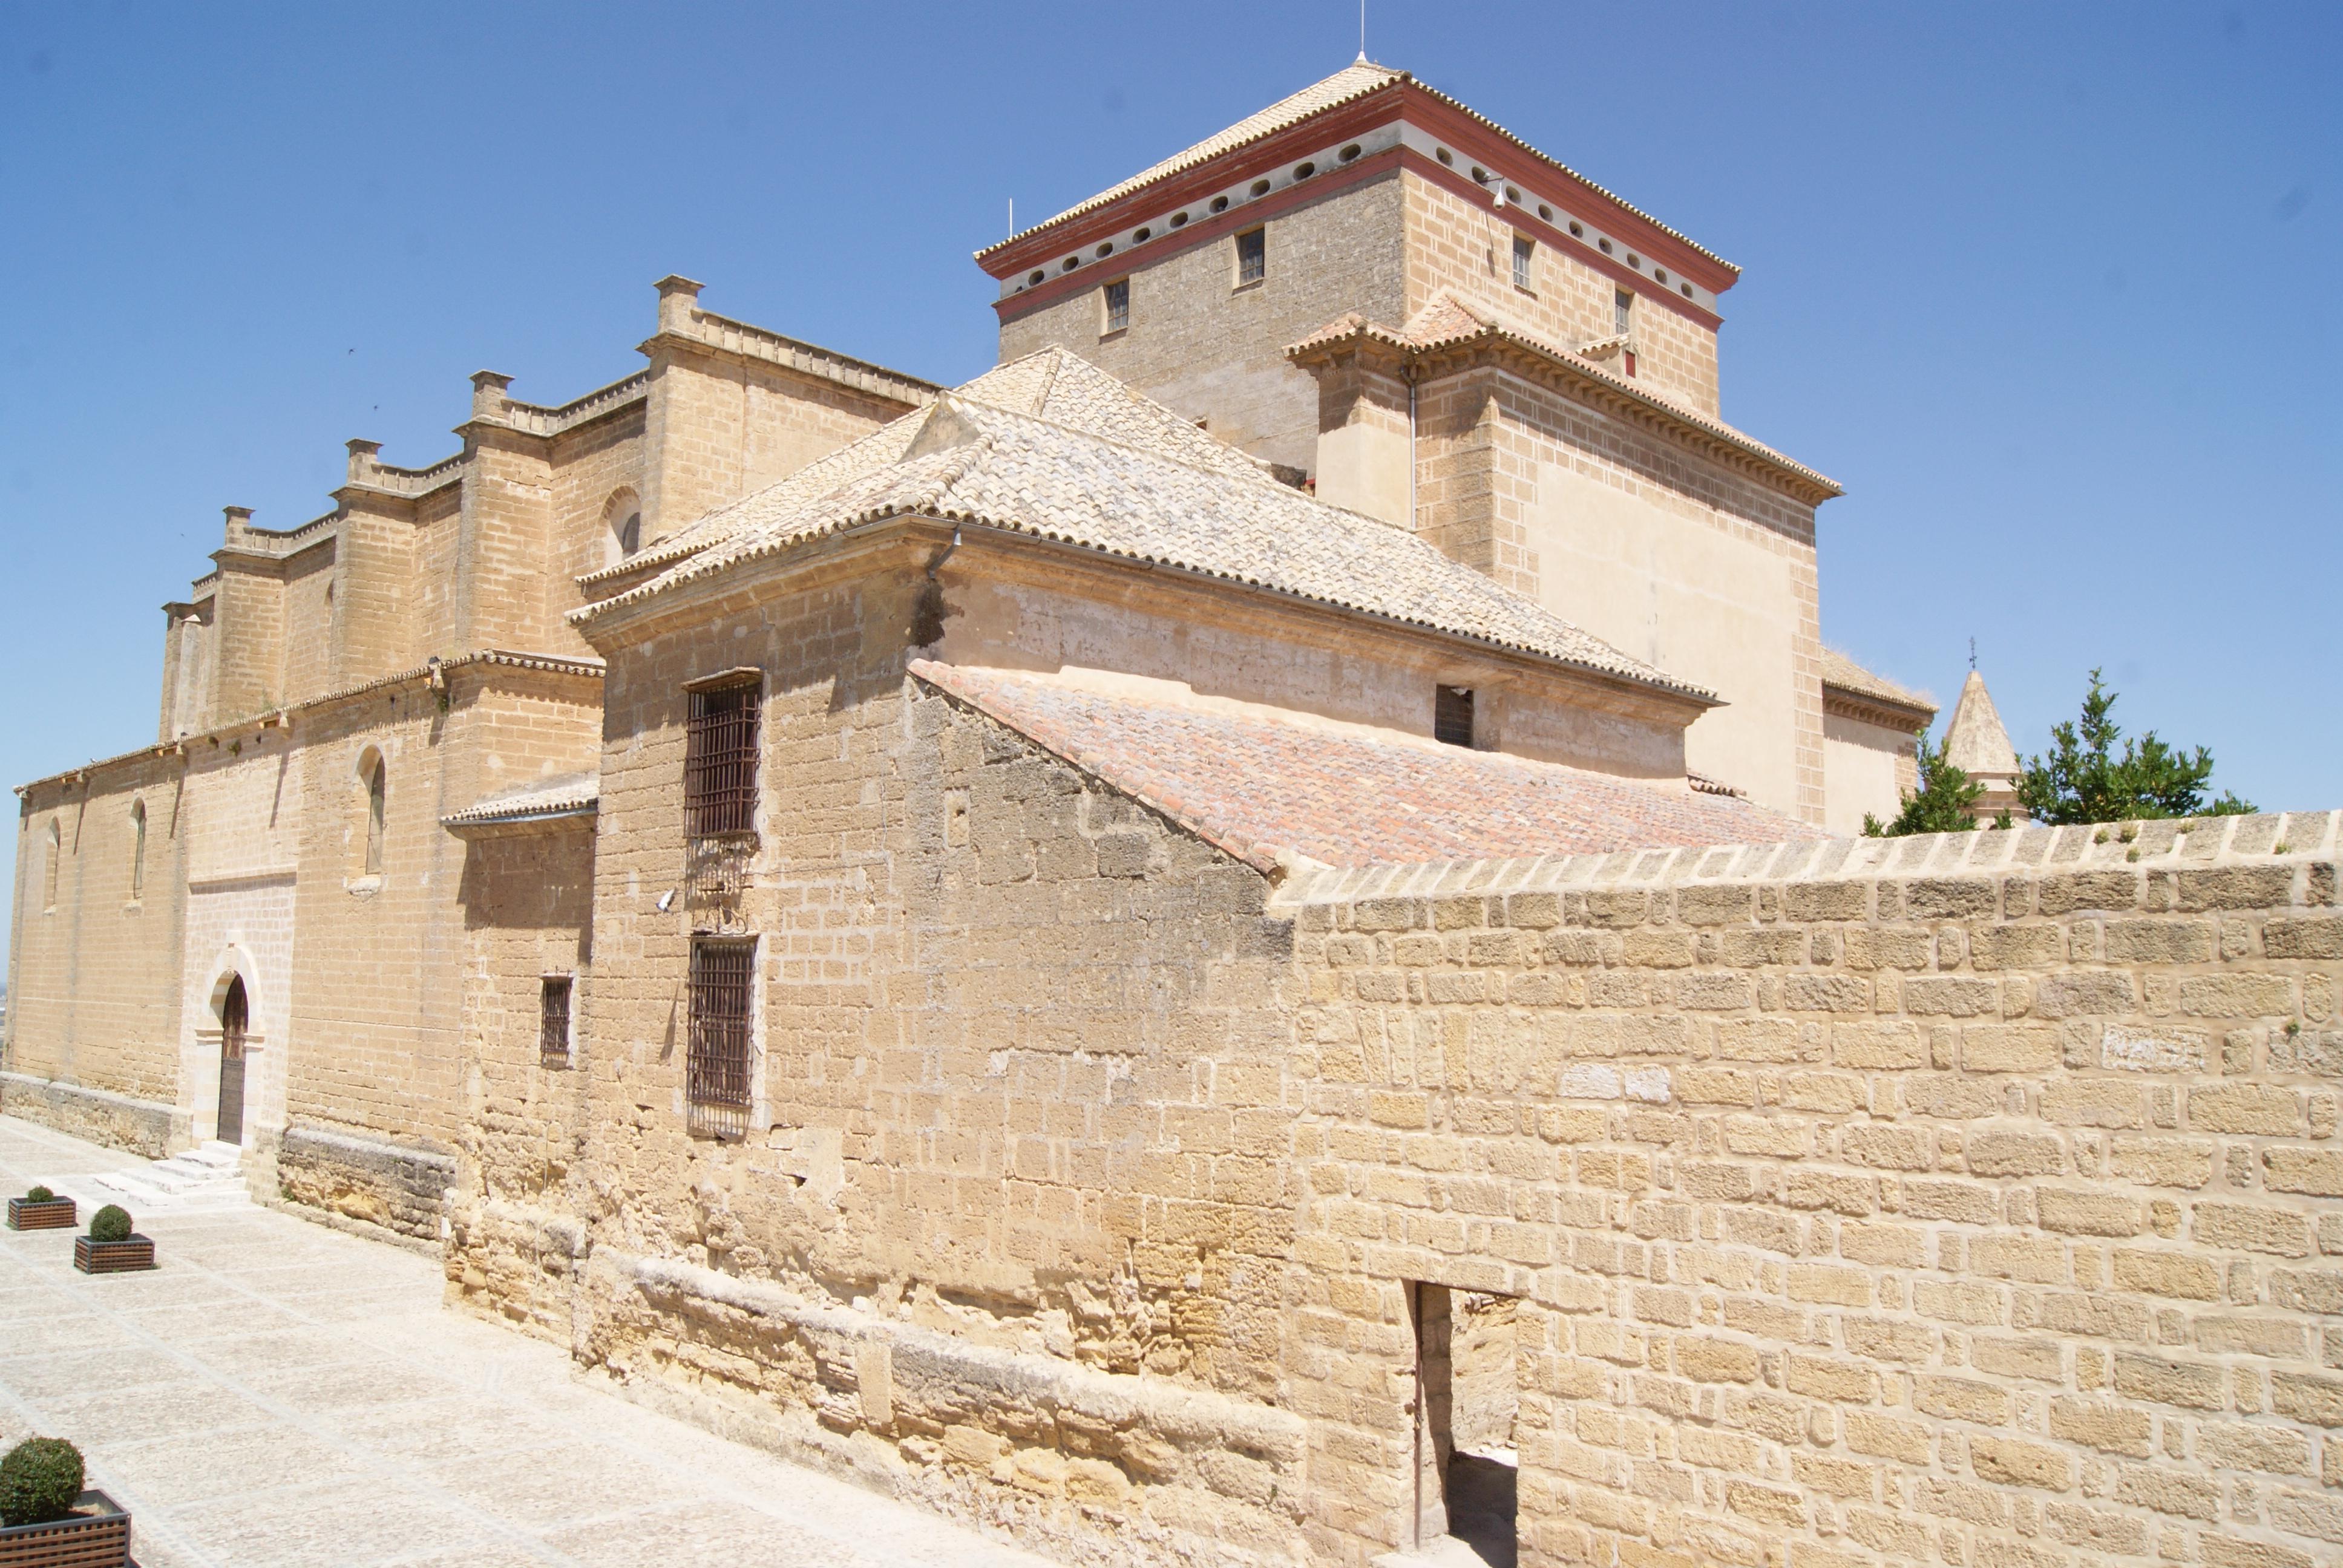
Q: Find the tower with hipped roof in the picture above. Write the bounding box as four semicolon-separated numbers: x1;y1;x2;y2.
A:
1942;666;2029;823
976;59;1915;828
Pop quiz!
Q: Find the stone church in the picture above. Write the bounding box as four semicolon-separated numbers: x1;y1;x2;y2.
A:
16;62;2339;1568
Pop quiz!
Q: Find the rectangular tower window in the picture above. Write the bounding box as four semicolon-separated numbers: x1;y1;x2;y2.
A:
539;975;572;1065
1235;227;1266;286
1614;288;1633;337
1512;235;1535;291
1103;278;1130;334
687;939;755;1137
684;676;761;837
1435;687;1475;748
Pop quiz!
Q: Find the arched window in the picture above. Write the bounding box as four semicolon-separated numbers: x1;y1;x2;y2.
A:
42;818;59;912
130;799;147;901
605;488;644;566
362;753;387;875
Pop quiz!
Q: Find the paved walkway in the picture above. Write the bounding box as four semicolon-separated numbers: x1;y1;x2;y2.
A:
0;1115;1053;1568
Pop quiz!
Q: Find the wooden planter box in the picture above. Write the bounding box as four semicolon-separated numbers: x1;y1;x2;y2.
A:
72;1236;154;1275
5;1197;76;1232
0;1488;131;1568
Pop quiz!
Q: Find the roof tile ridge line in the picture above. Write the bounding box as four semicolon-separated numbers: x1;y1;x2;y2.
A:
905;661;1278;875
1033;347;1064;411
974;67;1407;258
947;392;1306;501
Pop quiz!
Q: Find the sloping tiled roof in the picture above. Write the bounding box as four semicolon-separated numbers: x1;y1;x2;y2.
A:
441;773;599;830
1818;649;1936;717
591;371;1711;702
912;661;1813;872
988;62;1402;255
977;62;1733;275
1291;291;1841;501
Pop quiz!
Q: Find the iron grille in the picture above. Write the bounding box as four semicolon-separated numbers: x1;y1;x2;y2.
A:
1104;279;1130;333
1435;686;1476;748
686;680;761;837
687;940;754;1137
1513;235;1534;290
539;975;572;1065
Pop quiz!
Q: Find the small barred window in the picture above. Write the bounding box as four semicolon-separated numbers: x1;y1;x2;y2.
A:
1512;235;1535;291
1435;687;1475;748
539;975;572;1065
1103;278;1130;334
687;940;754;1137
685;678;761;837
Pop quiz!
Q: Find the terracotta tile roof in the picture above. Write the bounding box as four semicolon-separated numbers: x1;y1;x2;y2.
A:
1290;291;1841;501
976;62;1733;275
911;661;1815;872
983;62;1403;256
441;772;599;830
590;361;1709;701
1818;649;1936;717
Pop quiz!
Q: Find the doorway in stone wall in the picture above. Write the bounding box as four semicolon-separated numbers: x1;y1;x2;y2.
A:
216;975;249;1146
1409;1282;1518;1567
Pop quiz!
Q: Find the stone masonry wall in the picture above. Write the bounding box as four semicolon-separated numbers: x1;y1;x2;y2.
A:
445;822;597;1339
1278;811;2343;1568
1000;171;1408;475
563;566;1304;1565
1402;171;1721;419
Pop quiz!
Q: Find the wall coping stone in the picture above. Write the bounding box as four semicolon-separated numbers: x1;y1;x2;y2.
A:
1269;810;2342;910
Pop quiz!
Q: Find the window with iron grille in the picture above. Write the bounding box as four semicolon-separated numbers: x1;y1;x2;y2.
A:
1435;686;1475;748
685;678;761;837
1614;288;1633;337
1235;227;1265;286
687;940;754;1135
539;975;572;1065
1103;278;1130;334
1512;235;1535;291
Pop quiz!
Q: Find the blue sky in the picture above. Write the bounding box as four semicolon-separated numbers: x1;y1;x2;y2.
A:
1;2;2336;967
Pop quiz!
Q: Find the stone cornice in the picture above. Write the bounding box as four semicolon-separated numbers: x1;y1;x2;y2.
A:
1821;685;1933;733
14;650;605;800
1289;316;1842;507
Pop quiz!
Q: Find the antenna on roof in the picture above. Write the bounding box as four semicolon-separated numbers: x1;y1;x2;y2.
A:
1008;198;1014;237
1358;0;1367;62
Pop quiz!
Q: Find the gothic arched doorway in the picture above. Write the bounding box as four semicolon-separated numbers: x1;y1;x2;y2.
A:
217;975;249;1146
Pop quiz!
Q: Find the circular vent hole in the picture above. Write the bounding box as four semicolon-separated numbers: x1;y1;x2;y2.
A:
1598;238;1613;255
1680;282;1694;297
1027;270;1044;286
1294;162;1315;180
1063;256;1080;271
1569;221;1584;238
1339;143;1361;162
1095;242;1114;258
1250;178;1271;197
1538;203;1553;221
1436;147;1453;166
1135;227;1151;241
1211;195;1229;213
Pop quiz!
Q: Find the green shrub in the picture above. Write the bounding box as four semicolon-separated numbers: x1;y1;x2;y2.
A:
88;1205;133;1244
24;1185;54;1204
0;1436;85;1526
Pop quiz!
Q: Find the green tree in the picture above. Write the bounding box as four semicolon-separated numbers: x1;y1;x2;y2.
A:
2017;668;2253;825
1863;731;1983;837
